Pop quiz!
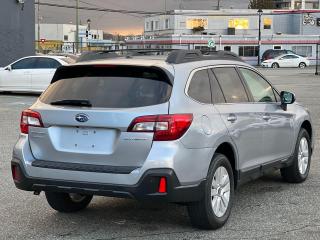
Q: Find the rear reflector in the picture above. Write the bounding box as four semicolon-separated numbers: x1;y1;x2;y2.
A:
158;177;167;193
11;165;22;182
128;114;193;141
20;109;44;134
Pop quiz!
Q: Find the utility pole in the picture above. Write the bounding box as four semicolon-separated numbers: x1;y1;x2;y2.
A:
75;0;79;53
217;0;221;10
37;0;40;43
257;9;263;66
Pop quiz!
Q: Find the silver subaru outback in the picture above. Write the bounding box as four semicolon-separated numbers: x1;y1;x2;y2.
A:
12;50;314;229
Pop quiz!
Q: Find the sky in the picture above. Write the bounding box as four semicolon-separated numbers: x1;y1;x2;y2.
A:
38;0;250;35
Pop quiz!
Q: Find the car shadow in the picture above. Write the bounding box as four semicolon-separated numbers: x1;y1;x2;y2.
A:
37;198;194;237
32;171;296;236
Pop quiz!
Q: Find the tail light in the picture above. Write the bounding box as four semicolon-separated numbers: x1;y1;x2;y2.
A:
128;114;193;141
20;109;44;134
158;177;167;193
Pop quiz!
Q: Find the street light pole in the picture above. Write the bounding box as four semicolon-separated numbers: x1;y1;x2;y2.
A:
75;0;79;53
258;9;263;66
316;41;319;75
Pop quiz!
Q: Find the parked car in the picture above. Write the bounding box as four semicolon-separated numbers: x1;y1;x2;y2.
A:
261;49;301;62
261;54;310;68
0;56;73;93
12;50;313;229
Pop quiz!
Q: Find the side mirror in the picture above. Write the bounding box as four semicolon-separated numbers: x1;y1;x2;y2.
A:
5;66;12;71
280;91;295;110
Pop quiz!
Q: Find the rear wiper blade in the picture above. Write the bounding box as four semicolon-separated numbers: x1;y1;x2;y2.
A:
50;99;92;107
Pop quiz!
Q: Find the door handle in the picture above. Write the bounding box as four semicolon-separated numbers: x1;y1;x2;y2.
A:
227;114;237;123
262;114;271;121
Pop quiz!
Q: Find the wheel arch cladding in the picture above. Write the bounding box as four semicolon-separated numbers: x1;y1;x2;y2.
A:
215;142;237;186
301;120;312;140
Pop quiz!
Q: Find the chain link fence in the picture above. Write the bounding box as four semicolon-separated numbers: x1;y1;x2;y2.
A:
35;41;320;71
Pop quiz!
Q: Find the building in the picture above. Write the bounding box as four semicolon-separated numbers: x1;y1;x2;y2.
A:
35;24;117;53
36;24;104;43
126;9;320;65
274;0;320;9
143;9;274;37
0;1;35;66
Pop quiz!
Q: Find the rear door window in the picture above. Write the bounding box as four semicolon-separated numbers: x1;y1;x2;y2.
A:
35;58;61;69
11;58;37;70
40;65;172;108
212;67;249;103
187;70;212;104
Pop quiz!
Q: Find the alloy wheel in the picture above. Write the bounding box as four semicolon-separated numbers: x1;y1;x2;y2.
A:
298;137;309;175
69;193;87;203
211;166;230;218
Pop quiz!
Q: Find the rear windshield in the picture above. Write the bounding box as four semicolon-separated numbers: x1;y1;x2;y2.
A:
40;65;172;108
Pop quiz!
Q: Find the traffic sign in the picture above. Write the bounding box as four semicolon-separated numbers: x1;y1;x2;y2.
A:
208;39;215;48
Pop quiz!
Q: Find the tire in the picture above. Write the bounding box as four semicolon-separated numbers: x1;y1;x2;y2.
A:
45;192;93;213
299;62;306;69
187;154;234;229
281;128;311;183
272;63;279;68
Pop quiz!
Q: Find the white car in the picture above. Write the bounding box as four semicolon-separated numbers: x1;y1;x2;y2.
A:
261;54;310;69
0;56;73;93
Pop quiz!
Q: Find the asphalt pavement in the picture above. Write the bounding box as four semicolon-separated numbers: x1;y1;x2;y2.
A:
0;68;319;240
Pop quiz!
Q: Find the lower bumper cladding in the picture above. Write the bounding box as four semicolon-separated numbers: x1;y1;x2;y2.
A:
11;159;206;203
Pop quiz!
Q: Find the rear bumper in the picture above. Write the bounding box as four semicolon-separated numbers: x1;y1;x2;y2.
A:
11;158;206;203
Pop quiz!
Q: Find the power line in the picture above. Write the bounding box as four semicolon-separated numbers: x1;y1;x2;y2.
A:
34;2;320;17
79;0;144;18
170;10;320;16
35;2;163;15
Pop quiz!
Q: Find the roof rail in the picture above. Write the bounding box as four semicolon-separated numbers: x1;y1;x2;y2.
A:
76;51;120;62
76;49;243;64
76;49;174;62
166;50;243;64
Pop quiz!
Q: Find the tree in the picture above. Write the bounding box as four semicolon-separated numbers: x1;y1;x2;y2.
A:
248;0;275;9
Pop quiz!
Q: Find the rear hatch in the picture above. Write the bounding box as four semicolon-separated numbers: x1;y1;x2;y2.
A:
28;64;173;169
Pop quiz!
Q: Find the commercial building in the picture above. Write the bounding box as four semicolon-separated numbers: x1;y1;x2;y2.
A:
35;24;117;53
274;0;320;9
0;0;35;66
126;9;320;65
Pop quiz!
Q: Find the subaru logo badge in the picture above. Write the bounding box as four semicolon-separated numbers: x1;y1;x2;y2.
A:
75;113;89;123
